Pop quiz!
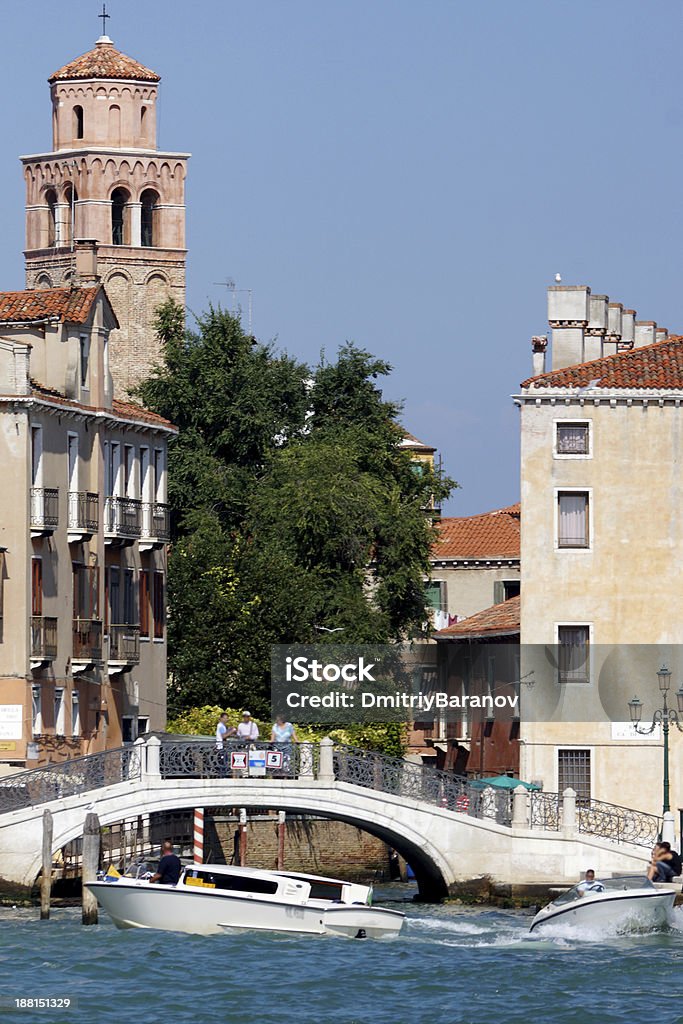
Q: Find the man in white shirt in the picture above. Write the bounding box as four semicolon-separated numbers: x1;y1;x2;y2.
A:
215;712;235;772
215;712;235;748
236;710;259;741
577;869;604;895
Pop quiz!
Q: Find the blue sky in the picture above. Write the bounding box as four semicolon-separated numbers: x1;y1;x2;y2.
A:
1;0;681;514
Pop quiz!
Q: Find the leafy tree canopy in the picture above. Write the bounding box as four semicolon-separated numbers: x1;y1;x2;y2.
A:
136;301;455;717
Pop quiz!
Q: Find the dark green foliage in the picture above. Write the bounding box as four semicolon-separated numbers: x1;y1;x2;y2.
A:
136;301;455;714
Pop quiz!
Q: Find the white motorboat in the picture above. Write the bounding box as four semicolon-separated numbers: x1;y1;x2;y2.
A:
529;874;676;934
86;863;405;939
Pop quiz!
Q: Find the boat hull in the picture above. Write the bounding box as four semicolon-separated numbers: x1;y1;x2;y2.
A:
86;880;404;938
530;889;676;934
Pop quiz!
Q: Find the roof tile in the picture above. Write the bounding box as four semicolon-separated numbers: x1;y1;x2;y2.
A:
432;504;520;560
522;336;683;390
49;41;160;83
0;287;100;325
27;381;175;430
434;595;520;639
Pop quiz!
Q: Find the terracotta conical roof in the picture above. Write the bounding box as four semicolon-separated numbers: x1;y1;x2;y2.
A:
49;37;160;84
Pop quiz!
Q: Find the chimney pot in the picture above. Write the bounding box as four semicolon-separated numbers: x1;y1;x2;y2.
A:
74;240;99;284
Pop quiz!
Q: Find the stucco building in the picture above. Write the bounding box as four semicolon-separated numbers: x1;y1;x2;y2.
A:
428;504;520;629
517;283;683;818
0;32;182;772
408;504;521;770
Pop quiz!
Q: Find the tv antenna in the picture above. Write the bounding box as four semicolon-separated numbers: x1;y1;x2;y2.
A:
213;278;253;334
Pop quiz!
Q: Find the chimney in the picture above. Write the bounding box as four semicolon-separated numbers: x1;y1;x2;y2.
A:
585;294;607;361
74;240;99;284
548;285;590;370
621;309;636;348
656;327;668;343
634;321;656;348
12;342;31;395
531;336;547;376
604;303;622;357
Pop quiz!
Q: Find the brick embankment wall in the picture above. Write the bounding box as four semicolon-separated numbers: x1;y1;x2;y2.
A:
204;815;390;883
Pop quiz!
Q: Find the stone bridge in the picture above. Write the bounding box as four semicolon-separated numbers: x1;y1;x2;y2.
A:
0;738;660;899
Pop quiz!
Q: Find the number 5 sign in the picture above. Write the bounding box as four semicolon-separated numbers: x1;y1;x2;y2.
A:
266;751;283;769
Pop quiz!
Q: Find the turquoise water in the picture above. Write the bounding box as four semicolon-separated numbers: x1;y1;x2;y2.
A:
1;888;683;1024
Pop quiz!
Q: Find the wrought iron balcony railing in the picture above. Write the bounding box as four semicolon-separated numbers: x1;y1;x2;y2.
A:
141;501;171;543
30;487;59;532
108;624;140;665
68;491;99;533
104;496;142;539
30;616;58;661
72;618;103;662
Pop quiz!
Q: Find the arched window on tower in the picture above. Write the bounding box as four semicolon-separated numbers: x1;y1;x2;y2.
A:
111;188;130;246
108;104;121;146
63;184;78;244
73;105;84;141
45;188;58;247
140;105;147;140
140;189;159;247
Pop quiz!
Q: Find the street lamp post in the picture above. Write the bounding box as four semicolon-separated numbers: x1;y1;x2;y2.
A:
628;665;683;820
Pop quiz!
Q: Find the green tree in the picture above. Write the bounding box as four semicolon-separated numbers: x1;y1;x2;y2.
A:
137;302;455;715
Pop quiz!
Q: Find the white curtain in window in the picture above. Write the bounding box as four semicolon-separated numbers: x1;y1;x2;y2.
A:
558;425;587;453
558;494;587;545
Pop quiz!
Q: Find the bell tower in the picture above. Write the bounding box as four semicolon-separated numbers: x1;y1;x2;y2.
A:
22;30;190;394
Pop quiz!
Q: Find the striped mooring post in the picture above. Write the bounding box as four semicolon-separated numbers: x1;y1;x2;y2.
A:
193;807;204;864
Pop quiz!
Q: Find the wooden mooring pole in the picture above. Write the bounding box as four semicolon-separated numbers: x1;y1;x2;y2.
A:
238;808;247;866
82;811;100;926
277;810;286;870
40;809;53;920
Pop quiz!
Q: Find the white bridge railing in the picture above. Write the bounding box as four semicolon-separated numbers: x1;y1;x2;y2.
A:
0;736;662;848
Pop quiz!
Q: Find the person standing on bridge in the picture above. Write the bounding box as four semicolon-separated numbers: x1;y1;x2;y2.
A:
271;716;298;775
216;712;236;773
236;711;259;741
149;840;182;886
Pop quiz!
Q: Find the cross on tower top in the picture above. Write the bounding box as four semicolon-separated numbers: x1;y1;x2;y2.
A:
98;3;110;37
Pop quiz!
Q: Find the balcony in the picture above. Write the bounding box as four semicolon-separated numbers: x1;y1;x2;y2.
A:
107;624;140;674
68;491;99;542
140;501;171;549
104;496;141;545
72;618;103;672
30;487;59;537
30;616;58;668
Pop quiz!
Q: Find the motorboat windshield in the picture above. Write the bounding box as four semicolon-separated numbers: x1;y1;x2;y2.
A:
552;875;654;906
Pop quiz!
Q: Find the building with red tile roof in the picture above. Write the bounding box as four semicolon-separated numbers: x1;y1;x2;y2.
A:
0;278;174;772
428;504;520;628
517;280;683;819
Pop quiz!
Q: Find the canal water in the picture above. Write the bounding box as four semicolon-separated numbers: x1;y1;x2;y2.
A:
1;886;683;1024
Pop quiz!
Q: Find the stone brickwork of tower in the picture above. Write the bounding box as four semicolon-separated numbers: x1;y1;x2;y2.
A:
21;34;190;395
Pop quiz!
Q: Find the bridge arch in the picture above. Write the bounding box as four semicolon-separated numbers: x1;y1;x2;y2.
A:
49;788;451;901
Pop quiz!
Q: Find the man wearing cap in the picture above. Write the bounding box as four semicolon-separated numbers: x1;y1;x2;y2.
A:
236;710;259;741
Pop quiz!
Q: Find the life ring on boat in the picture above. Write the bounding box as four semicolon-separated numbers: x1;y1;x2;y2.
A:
455;794;470;813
